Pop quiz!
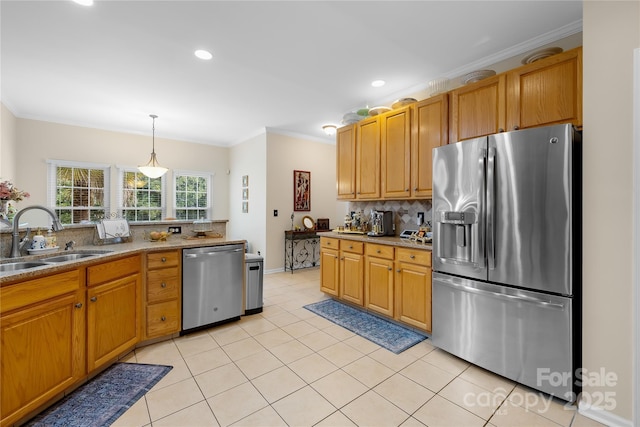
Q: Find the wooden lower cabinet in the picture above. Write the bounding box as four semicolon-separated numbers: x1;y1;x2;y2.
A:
364;255;395;318
340;242;364;306
0;270;85;426
320;237;340;296
86;255;141;371
145;250;181;339
395;248;432;332
320;238;432;332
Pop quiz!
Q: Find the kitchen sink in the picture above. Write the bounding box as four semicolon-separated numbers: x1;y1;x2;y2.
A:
42;253;102;262
0;262;52;272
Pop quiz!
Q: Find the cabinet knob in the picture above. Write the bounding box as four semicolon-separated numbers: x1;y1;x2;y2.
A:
348;245;353;249
414;187;418;191
397;269;401;273
161;316;166;322
388;267;392;271
513;125;520;130
405;188;409;192
161;257;167;262
498;128;504;133
90;296;97;302
410;255;415;259
75;303;83;309
161;282;167;288
376;250;381;253
340;257;344;260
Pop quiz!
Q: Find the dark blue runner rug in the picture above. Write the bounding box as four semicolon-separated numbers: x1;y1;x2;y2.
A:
304;299;426;354
27;362;172;427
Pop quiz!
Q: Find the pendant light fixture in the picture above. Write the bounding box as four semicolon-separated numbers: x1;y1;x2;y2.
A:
138;114;168;178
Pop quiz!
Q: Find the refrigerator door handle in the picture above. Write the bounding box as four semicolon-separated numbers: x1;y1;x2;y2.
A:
437;276;566;310
476;149;486;267
487;147;496;269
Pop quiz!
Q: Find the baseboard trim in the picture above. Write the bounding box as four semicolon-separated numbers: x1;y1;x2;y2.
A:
578;401;633;427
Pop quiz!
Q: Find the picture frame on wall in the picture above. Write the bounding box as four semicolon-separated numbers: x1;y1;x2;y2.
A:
242;188;249;200
293;170;311;212
242;175;249;187
242;201;248;213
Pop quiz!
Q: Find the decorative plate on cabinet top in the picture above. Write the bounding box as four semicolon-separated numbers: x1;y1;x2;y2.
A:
342;112;362;124
368;106;392;116
460;69;496;85
521;47;563;64
391;98;417;109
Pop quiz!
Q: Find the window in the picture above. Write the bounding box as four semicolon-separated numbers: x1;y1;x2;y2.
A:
118;169;165;222
174;171;212;220
47;160;110;225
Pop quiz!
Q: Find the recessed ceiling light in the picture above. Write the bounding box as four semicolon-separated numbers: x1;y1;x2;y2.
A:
72;0;94;6
194;50;213;60
371;80;385;87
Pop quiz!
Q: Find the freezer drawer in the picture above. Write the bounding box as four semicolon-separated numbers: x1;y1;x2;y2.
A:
432;272;575;400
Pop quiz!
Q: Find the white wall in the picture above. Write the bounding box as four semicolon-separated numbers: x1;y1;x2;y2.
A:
227;132;268;255
582;1;639;424
9;118;230;224
0;104;17;179
265;132;347;271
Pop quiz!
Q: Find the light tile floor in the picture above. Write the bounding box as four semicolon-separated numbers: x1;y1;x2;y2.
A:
113;268;605;427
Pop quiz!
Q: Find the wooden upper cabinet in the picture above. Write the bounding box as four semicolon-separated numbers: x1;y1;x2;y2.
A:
411;94;449;198
506;47;582;131
355;116;381;199
449;74;506;143
336;125;356;200
381;106;411;199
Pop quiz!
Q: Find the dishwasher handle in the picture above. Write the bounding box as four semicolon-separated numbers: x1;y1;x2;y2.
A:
184;248;244;258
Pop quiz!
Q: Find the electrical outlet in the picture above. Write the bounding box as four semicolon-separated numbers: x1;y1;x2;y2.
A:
168;226;181;234
417;212;425;225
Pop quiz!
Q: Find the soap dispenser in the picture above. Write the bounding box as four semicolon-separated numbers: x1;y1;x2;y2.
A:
46;227;57;248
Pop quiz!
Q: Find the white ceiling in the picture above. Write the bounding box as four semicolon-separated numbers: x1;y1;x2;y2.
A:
1;1;583;147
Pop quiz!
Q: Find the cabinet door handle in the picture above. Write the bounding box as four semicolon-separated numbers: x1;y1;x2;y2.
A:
405;188;409;192
397;269;401;273
161;282;167;288
161;257;167;262
161;316;166;322
340;257;344;260
498;128;504;133
376;250;381;253
414;187;418;191
513;125;520;130
90;296;97;302
410;255;415;259
75;303;83;309
387;267;392;271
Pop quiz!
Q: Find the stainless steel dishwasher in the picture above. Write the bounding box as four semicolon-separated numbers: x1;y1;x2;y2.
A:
182;244;244;333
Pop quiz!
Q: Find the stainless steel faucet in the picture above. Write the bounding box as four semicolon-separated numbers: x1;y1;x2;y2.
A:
10;205;64;258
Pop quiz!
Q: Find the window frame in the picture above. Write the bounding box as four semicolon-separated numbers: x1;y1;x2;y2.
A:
47;159;111;224
173;170;213;220
116;166;166;222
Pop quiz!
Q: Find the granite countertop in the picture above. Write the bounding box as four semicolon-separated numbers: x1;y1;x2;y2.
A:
0;236;246;284
322;231;433;251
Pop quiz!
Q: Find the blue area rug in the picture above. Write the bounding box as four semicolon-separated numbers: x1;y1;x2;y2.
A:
304;299;427;354
27;362;172;427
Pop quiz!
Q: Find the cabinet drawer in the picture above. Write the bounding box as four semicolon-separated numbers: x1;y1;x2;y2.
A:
146;300;180;337
147;251;179;270
1;269;81;313
87;255;141;286
341;240;364;254
321;237;340;250
147;270;179;303
366;243;394;259
396;248;431;266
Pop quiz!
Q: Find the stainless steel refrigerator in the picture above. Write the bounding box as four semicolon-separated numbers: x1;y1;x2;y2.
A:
431;123;581;401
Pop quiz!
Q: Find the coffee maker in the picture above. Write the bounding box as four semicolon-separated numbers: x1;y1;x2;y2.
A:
367;210;394;236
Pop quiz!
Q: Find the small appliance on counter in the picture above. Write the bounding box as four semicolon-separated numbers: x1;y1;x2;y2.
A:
367;210;394;236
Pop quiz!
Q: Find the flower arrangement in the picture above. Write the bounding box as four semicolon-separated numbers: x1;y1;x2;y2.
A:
0;180;30;202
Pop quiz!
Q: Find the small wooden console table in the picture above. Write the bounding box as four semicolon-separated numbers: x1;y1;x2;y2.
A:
284;230;324;273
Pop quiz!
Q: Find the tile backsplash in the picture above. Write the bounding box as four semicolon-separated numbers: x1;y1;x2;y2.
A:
346;200;433;234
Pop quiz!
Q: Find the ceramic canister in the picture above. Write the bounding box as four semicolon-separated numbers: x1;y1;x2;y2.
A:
31;235;46;250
